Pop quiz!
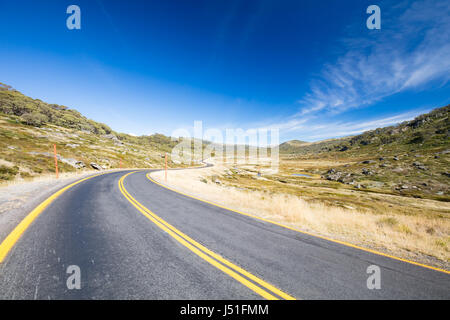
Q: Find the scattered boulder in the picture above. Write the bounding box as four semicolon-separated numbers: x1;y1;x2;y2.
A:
103;134;118;140
389;129;399;135
412;162;428;170
75;161;85;169
324;168;340;181
393;156;399;161
323;169;352;183
362;168;374;175
90;163;102;170
102;134;123;146
27;152;85;169
370;181;385;188
59;158;79;168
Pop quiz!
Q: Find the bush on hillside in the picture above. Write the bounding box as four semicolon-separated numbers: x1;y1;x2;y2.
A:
21;112;48;127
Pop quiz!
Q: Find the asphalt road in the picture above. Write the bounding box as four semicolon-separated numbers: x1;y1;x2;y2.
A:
0;170;449;299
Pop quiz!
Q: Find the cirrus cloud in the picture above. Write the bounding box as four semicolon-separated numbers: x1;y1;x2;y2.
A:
297;0;450;116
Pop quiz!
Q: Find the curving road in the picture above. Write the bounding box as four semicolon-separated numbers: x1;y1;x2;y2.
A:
0;170;449;299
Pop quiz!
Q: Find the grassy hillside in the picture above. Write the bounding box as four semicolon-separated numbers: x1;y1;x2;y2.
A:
281;106;449;156
1;81;448;201
0;83;188;182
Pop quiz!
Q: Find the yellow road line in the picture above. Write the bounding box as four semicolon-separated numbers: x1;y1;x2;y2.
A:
118;172;296;300
0;172;113;263
146;172;450;275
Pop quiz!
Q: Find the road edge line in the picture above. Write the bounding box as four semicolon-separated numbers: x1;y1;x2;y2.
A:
0;171;115;263
146;172;450;275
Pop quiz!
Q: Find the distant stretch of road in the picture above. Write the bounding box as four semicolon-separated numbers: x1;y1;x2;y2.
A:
0;169;449;299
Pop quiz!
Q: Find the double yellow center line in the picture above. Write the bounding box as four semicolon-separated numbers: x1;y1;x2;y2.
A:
118;171;295;300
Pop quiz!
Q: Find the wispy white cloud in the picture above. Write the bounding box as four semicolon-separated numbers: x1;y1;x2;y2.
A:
172;1;448;144
297;0;450;116
303;109;426;140
254;108;426;142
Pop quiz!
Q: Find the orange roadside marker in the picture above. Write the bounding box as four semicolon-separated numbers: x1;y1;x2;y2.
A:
53;144;59;179
165;152;167;182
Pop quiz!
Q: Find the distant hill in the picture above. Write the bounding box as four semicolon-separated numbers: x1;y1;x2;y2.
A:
279;105;450;156
279;140;308;153
279;105;449;200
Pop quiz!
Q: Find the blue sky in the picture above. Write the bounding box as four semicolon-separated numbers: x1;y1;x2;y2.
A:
0;0;449;142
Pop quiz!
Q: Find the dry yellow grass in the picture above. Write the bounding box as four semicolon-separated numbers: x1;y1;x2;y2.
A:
0;168;133;189
151;160;450;269
0;169;97;188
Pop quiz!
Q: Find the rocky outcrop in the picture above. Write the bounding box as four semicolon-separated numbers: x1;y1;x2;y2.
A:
362;168;375;175
74;161;85;168
323;169;353;183
412;162;428;170
27;152;85;169
102;134;123;146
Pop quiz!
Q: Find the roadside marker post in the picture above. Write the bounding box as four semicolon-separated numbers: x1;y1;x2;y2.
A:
53;144;59;179
165;152;167;182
